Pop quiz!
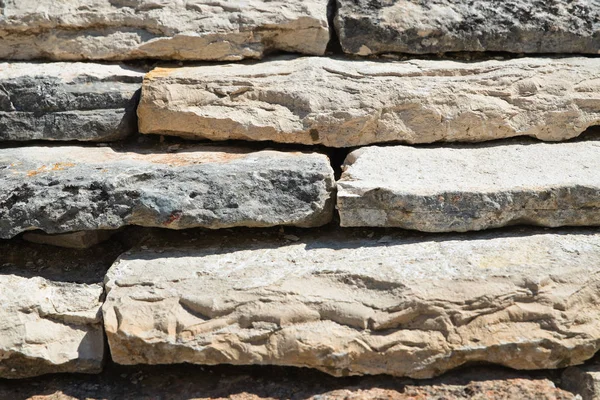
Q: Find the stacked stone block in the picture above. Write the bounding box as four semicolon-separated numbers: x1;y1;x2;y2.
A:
1;1;600;397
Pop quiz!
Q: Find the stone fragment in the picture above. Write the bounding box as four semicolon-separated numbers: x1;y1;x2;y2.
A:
0;275;104;378
0;145;334;238
562;366;600;400
103;229;600;378
138;57;600;147
337;141;600;232
0;1;329;61
334;0;600;56
0;63;143;141
23;230;115;249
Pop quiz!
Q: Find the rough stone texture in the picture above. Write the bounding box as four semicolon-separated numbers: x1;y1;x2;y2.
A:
562;366;600;400
103;228;600;378
23;230;115;249
335;0;600;56
138;57;600;147
0;0;329;61
0;275;104;378
0;63;144;141
337;141;600;232
0;145;335;238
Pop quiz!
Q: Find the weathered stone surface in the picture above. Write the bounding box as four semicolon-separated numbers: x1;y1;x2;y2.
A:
0;1;329;61
335;0;600;56
562;366;600;400
103;229;600;378
0;275;104;378
138;57;600;147
337;141;600;232
23;230;115;249
0;63;143;141
0;145;334;238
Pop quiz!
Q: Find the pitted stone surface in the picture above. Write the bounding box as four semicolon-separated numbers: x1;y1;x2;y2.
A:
138;57;600;147
0;63;143;141
0;145;334;238
337;141;600;232
0;275;104;378
0;0;329;61
103;229;600;378
335;0;600;56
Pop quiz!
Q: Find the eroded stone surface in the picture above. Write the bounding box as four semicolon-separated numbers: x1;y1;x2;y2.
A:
0;145;335;238
0;275;104;378
138;57;600;147
338;141;600;232
0;1;329;61
103;229;600;378
0;63;143;141
335;0;600;56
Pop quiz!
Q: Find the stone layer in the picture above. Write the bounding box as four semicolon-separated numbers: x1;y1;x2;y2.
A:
335;0;600;56
0;63;144;141
103;229;600;378
0;145;335;238
0;0;329;61
138;57;600;147
337;141;600;232
0;275;104;378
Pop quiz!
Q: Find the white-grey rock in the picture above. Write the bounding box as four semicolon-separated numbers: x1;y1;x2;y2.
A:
0;145;335;238
0;63;144;141
335;0;600;56
337;141;600;232
0;0;329;61
0;275;104;378
102;229;600;378
138;57;600;147
23;230;115;249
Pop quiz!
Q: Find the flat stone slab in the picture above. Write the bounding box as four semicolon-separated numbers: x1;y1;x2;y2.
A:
0;63;144;141
335;0;600;56
138;57;600;147
0;1;329;61
103;229;600;378
0;275;104;378
337;141;600;232
0;145;334;238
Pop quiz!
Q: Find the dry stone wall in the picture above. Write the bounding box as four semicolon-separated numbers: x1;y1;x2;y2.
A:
1;1;600;395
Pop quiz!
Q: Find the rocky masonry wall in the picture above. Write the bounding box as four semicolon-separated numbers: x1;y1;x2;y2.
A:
1;1;600;398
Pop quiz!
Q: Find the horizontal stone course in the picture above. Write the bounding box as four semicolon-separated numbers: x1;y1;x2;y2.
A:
0;275;104;378
0;0;329;61
337;141;600;232
138;57;600;147
102;229;600;378
0;145;335;238
335;0;600;56
0;62;144;141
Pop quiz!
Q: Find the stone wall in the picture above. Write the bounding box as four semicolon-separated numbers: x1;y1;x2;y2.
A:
1;1;600;398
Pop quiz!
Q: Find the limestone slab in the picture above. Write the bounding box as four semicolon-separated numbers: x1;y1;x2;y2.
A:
138;57;600;147
103;229;600;378
337;141;600;232
0;145;334;238
0;0;329;61
0;275;104;378
0;63;144;141
335;0;600;56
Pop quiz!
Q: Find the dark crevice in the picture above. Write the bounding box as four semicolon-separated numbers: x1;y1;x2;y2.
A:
325;0;344;55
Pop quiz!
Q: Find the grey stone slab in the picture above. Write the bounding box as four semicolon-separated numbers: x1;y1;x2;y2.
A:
335;0;600;56
0;145;335;238
337;141;600;232
0;63;144;141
